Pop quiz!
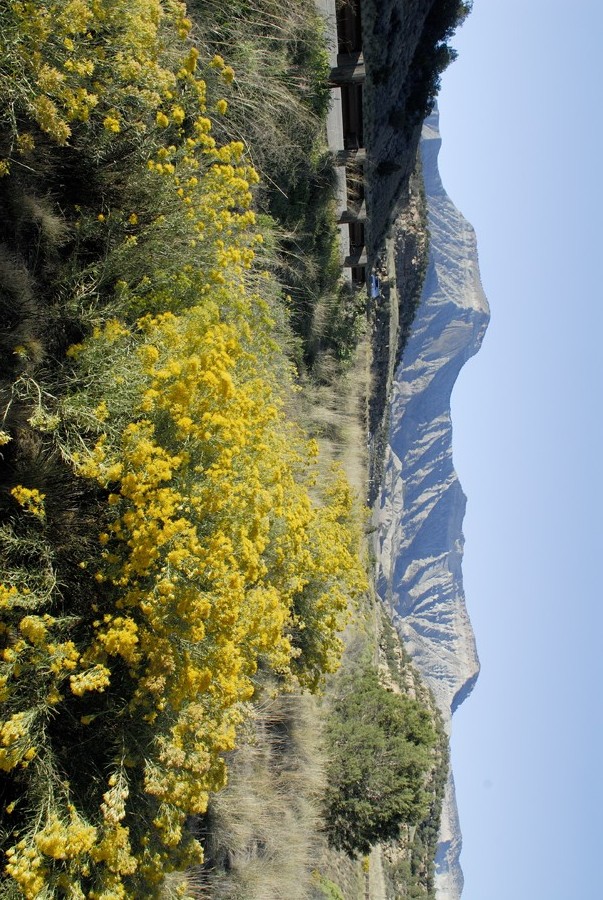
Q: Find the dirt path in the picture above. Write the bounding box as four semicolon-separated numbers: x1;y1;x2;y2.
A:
368;846;387;900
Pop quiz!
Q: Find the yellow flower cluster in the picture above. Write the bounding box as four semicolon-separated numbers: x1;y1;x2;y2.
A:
4;839;48;898
69;663;111;696
5;806;99;899
0;583;19;609
0;711;34;772
95;615;141;664
35;810;97;859
10;484;46;519
0;0;196;148
19;614;51;646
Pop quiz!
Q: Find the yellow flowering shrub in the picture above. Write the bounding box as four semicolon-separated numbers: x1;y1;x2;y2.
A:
0;1;367;897
10;485;46;520
64;286;365;878
0;0;194;147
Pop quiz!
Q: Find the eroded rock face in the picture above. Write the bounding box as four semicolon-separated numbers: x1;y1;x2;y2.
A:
375;108;490;900
362;0;433;254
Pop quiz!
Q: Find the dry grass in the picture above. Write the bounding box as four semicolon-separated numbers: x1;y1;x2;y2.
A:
291;329;371;501
198;688;327;899
161;869;211;899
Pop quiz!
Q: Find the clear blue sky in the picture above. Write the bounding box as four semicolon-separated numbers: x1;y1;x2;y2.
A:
436;2;603;898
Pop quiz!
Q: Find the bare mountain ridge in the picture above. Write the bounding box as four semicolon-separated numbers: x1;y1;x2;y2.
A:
374;108;490;900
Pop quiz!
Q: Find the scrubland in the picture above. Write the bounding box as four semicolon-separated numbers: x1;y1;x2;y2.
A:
0;2;449;898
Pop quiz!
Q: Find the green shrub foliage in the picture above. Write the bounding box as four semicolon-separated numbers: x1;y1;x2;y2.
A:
323;667;437;857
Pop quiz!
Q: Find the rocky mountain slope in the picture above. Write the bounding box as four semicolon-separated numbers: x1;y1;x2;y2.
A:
374;107;490;900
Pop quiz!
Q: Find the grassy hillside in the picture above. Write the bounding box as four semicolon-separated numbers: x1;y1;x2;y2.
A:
0;2;455;898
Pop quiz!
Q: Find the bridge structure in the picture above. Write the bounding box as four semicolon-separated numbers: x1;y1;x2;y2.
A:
317;0;367;286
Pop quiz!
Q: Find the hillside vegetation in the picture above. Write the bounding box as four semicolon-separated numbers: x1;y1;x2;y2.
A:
0;3;367;896
0;1;456;898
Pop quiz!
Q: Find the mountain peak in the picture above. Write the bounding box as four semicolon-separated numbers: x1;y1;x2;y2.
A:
374;110;490;900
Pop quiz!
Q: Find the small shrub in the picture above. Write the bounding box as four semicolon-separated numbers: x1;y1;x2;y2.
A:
313;871;345;900
323;666;437;857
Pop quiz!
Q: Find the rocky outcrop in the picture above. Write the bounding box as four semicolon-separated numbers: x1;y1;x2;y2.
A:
362;0;435;255
374;108;490;900
367;165;429;502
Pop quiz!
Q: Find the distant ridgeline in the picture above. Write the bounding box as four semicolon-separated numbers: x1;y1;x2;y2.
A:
0;2;472;899
326;2;488;899
375;109;490;900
